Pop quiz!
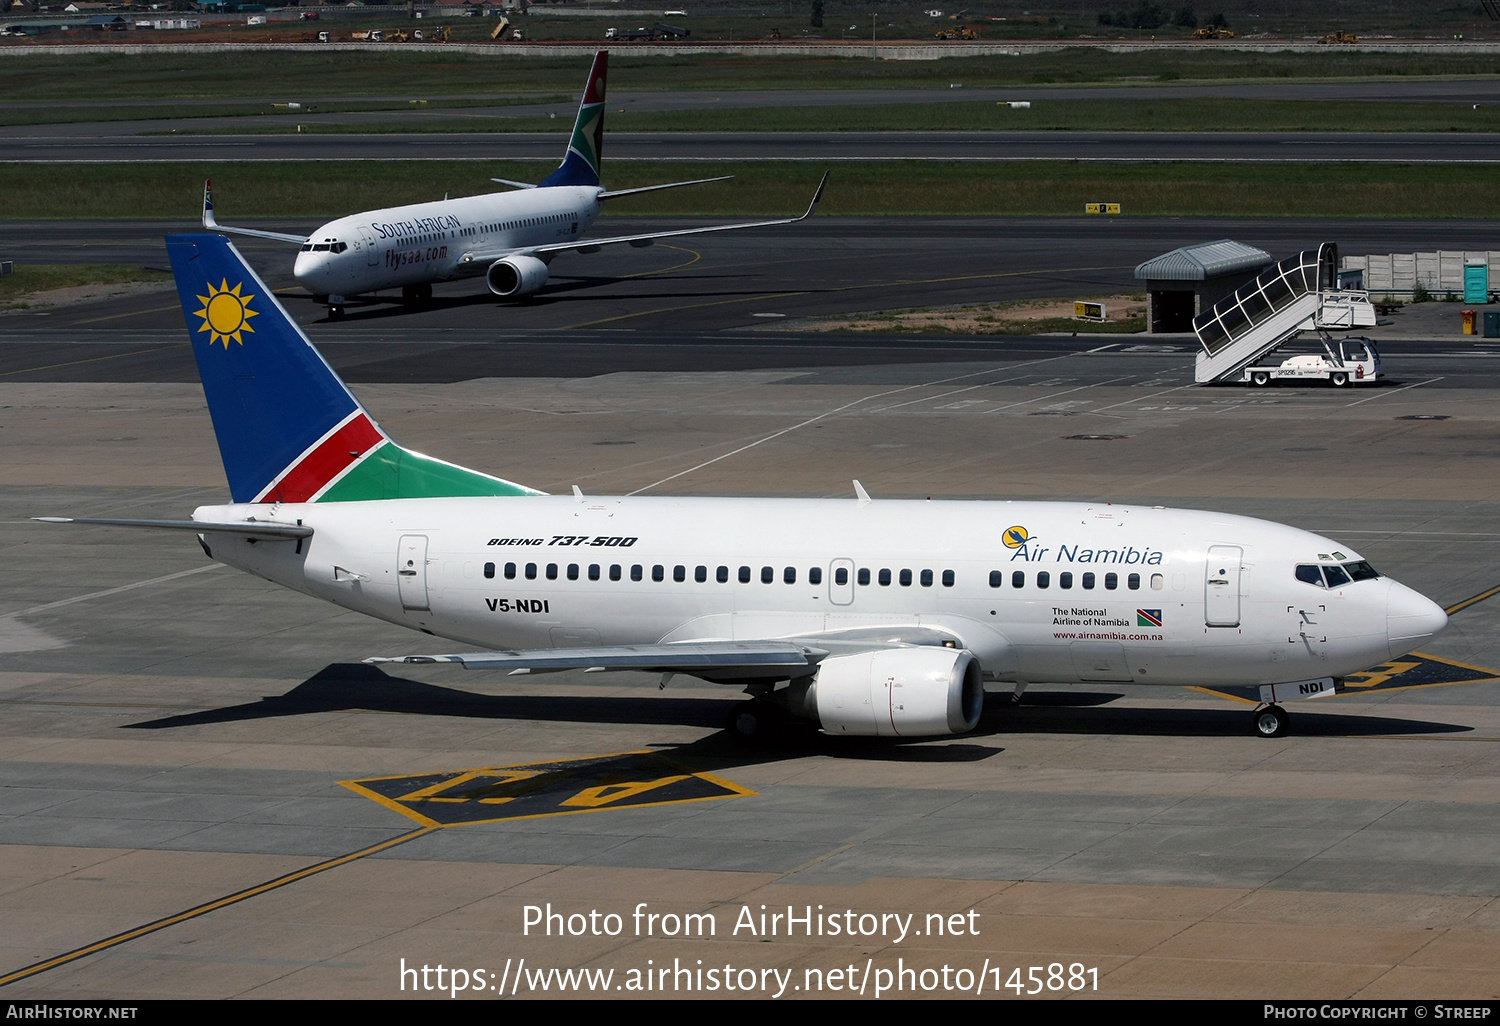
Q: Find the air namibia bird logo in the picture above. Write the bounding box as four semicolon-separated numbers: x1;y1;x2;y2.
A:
194;279;259;348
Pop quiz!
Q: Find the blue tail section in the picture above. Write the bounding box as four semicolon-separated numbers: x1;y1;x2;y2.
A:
165;233;370;504
537;50;607;189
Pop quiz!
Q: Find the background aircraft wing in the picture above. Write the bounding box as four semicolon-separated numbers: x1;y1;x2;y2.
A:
367;640;825;681
527;171;827;258
201;180;308;245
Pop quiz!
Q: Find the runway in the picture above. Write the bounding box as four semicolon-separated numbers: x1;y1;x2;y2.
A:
9;129;1500;164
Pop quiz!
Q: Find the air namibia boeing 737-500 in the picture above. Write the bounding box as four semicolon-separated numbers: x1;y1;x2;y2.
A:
202;50;825;318
39;235;1448;741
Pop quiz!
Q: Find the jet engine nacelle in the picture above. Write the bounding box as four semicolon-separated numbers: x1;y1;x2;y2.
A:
812;647;984;737
486;255;549;297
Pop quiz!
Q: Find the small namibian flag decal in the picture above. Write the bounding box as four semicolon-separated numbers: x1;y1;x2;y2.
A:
1137;609;1163;628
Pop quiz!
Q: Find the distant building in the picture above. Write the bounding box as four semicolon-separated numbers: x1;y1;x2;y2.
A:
1135;240;1273;334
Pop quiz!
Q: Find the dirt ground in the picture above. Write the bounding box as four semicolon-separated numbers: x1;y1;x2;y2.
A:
800;294;1148;334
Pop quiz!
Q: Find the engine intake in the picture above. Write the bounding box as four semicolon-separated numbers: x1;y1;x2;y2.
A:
812;647;983;737
486;255;549;297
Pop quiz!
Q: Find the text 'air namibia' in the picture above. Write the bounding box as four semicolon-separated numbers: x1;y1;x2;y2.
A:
39;235;1449;742
202;50;826;319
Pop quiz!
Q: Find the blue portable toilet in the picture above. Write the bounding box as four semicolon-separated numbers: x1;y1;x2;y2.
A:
1464;261;1489;304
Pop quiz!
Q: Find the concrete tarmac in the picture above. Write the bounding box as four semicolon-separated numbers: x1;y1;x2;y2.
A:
2;325;1498;997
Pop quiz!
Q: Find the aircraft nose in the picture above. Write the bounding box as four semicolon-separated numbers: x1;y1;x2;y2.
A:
1387;580;1448;658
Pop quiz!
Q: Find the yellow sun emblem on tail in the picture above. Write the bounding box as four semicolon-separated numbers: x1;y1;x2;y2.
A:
194;279;259;348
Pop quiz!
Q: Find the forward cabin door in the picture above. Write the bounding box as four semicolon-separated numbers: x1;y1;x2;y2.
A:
1204;544;1242;627
398;534;430;611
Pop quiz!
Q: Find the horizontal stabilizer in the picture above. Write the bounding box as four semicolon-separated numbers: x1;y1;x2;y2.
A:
490;178;538;190
34;516;313;540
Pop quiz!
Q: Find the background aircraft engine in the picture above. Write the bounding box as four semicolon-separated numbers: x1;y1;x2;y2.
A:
485;255;549;297
812;648;984;737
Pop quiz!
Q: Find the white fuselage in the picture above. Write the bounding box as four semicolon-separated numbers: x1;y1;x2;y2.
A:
292;186;603;296
194;496;1446;689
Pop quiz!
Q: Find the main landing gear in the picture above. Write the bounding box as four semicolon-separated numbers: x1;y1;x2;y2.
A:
727;699;779;743
1253;703;1290;738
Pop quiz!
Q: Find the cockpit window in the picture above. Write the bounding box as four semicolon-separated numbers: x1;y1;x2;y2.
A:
311;244;330;251
1343;561;1380;581
332;242;348;253
1295;564;1324;587
1322;564;1352;588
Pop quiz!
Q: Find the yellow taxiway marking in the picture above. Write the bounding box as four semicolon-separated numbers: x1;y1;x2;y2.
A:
0;826;437;989
1445;583;1500;616
341;749;755;828
0;346;167;378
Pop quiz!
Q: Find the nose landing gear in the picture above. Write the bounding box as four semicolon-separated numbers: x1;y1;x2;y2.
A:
1253;703;1290;738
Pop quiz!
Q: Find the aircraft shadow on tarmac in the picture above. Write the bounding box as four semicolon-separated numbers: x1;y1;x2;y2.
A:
284;273;812;324
121;662;1473;755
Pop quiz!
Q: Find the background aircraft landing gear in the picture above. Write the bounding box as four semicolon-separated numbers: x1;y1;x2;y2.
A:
402;283;432;305
1253;703;1289;738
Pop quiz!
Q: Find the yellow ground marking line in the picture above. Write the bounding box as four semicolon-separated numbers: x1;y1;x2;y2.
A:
559;263;1131;330
1446;583;1500;616
616;244;701;280
0;346;167;377
0;825;437;989
1193;650;1500;706
70;286;300;325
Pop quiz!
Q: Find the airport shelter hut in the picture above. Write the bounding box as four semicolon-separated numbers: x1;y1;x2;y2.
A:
1135;240;1273;334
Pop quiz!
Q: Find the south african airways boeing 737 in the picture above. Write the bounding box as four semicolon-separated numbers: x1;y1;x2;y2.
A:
201;51;825;319
39;235;1448;742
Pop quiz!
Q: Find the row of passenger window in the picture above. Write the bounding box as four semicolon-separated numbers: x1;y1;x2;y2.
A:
990;569;1158;591
483;562;957;586
477;561;1163;592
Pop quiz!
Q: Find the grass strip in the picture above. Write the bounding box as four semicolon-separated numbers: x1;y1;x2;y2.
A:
1;160;1496;220
4;49;1499;102
0;264;173;309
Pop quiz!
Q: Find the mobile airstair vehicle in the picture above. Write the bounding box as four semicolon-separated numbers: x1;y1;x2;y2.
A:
1193;244;1377;385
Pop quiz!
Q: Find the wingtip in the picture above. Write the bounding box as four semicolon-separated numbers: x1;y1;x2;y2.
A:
804;170;830;218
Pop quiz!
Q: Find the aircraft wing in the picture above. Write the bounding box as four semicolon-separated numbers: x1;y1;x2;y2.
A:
201;180;309;246
367;640;826;681
462;172;828;266
365;625;972;684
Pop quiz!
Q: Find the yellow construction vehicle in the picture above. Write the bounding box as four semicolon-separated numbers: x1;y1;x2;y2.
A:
489;16;510;40
1317;31;1359;44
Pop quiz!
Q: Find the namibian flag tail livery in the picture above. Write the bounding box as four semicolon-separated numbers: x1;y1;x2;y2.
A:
164;234;542;505
537;49;607;189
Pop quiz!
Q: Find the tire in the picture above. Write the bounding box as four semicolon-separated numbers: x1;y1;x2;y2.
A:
1251;371;1270;387
727;700;772;743
1253;704;1289;738
1331;372;1349;387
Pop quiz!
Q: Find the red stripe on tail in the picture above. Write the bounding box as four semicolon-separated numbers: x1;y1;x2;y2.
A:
260;414;384;503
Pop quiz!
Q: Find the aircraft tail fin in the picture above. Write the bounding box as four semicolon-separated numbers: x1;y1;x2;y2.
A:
164;234;542;504
537;49;607;189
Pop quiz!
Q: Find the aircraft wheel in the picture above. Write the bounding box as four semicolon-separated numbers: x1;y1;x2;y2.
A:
727;700;777;743
1331;372;1350;387
1251;371;1270;387
1253;704;1289;738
